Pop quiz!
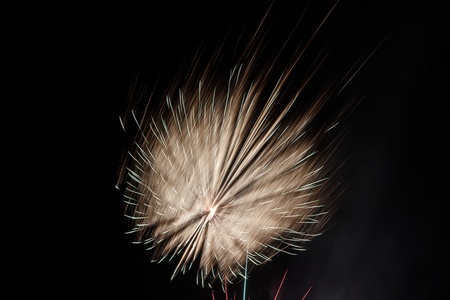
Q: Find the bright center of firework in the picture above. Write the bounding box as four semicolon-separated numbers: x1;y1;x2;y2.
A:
209;205;217;216
205;204;218;223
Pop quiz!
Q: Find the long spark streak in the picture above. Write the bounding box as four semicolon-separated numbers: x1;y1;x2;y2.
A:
243;251;248;300
301;285;314;300
273;269;289;300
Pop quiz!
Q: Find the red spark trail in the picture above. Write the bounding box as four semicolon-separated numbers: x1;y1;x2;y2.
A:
273;269;289;300
301;284;313;300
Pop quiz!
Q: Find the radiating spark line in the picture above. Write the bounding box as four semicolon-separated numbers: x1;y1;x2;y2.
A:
243;250;248;300
273;269;289;300
301;285;314;300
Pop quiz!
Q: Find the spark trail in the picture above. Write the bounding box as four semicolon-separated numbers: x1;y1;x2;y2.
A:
117;2;364;288
211;269;314;300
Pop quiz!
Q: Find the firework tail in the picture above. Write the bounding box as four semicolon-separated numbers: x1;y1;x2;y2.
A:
212;268;313;300
273;269;288;300
301;284;313;300
243;252;248;300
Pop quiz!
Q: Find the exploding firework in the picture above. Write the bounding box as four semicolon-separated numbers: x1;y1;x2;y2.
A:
117;2;367;288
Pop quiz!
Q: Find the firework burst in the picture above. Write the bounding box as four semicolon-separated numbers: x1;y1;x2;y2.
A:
117;2;366;288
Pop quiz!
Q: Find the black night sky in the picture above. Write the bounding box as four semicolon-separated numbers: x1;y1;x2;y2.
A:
30;0;447;299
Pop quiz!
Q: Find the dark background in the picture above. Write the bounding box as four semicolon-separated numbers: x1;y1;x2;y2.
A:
28;0;447;299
